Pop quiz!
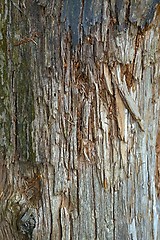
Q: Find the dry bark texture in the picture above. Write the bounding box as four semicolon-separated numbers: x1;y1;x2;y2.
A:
0;0;160;239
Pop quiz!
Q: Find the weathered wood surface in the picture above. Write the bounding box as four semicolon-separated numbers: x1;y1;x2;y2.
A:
0;0;160;239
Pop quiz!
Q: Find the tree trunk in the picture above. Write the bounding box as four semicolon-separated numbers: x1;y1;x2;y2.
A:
0;0;160;239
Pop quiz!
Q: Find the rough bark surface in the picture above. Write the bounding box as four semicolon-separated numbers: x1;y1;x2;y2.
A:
0;0;160;239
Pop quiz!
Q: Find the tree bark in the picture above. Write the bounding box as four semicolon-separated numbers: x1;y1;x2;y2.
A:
0;0;160;239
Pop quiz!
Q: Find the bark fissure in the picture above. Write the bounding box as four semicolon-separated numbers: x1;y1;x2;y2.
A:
0;0;160;239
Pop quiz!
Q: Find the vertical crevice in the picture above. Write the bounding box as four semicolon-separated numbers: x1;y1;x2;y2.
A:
46;166;53;240
69;210;73;240
125;0;131;24
14;84;18;159
11;69;19;161
59;206;63;240
91;166;98;239
76;170;80;216
113;187;116;240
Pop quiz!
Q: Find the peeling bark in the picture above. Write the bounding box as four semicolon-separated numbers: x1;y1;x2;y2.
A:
0;0;160;239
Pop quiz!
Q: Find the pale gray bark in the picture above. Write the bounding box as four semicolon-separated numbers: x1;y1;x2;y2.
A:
0;0;160;239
